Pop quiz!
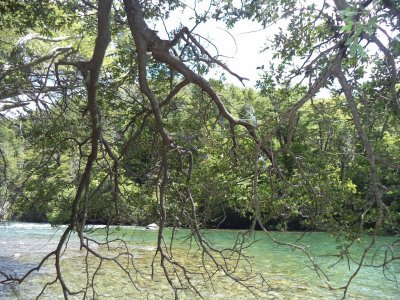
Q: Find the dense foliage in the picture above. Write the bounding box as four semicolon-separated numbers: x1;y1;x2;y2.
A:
0;0;399;298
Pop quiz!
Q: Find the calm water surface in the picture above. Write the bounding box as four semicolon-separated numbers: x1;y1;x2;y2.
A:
0;223;399;299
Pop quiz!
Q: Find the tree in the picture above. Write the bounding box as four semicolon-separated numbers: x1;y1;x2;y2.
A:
0;0;399;299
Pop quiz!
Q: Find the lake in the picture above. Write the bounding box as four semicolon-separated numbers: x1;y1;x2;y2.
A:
0;222;399;299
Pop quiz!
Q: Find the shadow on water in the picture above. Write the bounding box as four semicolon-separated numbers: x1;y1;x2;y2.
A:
0;255;49;299
0;256;40;276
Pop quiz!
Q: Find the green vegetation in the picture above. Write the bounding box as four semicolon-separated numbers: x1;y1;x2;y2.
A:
2;82;399;232
0;0;399;298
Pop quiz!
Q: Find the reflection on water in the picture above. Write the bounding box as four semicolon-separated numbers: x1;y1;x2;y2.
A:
0;223;399;299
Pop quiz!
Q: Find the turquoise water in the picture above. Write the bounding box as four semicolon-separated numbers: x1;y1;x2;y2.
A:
0;223;399;299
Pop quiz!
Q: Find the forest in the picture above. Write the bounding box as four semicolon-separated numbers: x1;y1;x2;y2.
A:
0;0;399;299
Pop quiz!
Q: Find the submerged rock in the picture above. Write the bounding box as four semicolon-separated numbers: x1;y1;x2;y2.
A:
146;223;159;230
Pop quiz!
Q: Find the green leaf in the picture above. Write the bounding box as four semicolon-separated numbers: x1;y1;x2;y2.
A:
341;22;353;33
340;8;357;18
345;36;354;46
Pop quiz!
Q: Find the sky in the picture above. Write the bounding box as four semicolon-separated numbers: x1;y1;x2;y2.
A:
194;19;273;87
153;1;333;98
152;0;396;99
153;5;275;88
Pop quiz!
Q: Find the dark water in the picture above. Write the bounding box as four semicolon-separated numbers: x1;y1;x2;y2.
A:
0;223;399;299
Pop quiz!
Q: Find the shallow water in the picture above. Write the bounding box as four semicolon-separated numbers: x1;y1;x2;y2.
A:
0;223;399;299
